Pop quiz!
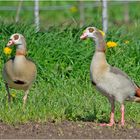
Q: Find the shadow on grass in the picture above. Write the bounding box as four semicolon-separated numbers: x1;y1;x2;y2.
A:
64;105;108;122
64;104;110;123
75;113;97;122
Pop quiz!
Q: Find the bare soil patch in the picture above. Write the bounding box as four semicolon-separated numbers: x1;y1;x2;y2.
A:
0;121;140;139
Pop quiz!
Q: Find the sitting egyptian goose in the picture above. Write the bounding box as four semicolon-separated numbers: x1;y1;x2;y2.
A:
80;27;140;126
3;33;37;106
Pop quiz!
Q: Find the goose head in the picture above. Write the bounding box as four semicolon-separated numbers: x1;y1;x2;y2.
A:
6;33;26;47
80;27;106;52
80;27;105;41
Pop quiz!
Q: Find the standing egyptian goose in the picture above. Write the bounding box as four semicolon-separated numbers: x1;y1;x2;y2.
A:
80;27;140;126
3;33;37;106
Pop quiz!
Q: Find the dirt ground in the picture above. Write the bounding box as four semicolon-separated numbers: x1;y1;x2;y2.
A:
0;121;140;139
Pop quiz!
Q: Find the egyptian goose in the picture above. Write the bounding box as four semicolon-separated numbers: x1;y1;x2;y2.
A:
80;27;140;126
3;33;37;106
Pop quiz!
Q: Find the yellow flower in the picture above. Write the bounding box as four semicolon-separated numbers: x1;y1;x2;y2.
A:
11;93;16;98
69;6;78;13
124;40;129;44
4;47;12;55
107;41;117;48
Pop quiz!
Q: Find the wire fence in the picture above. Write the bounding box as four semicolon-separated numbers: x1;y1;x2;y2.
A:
0;1;131;11
0;1;135;32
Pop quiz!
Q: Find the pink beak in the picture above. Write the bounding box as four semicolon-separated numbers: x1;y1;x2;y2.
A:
80;32;88;40
6;40;14;47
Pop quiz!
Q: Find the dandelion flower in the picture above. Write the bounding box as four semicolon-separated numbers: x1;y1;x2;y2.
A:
4;47;12;55
124;40;129;44
11;93;16;98
107;41;117;48
69;6;78;13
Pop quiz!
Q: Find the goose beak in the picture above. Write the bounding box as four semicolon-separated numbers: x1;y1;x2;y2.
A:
6;40;14;47
80;32;88;40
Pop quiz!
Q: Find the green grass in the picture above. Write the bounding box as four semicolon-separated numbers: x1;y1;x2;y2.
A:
0;23;140;124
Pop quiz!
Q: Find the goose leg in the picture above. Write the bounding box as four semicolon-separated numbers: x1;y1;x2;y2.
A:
121;104;125;126
5;83;11;102
100;99;115;126
23;90;29;107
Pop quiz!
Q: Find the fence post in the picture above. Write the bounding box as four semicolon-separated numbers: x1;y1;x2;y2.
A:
79;0;85;27
124;1;129;24
102;0;108;33
15;0;23;23
34;0;40;32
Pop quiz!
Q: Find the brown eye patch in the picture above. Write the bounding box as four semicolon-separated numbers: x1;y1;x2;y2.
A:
88;28;94;33
13;34;19;40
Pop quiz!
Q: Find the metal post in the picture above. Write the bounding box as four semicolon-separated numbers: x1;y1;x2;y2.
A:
102;0;108;33
124;1;129;24
79;0;85;27
15;0;23;23
34;0;40;32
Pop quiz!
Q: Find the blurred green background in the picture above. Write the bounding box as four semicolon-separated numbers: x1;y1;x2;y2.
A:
0;1;140;29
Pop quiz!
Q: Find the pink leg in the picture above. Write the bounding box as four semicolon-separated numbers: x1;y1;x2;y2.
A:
99;100;115;126
121;104;125;126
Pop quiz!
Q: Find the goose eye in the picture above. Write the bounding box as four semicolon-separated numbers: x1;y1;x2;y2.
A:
13;34;19;40
89;28;94;33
